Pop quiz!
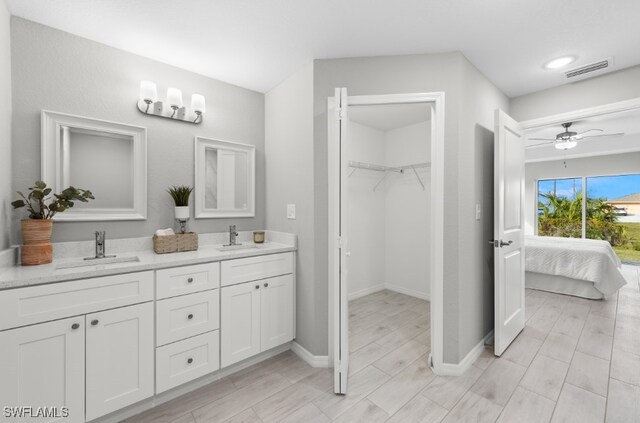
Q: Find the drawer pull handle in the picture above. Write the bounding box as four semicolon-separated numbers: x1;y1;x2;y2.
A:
91;319;99;326
255;284;260;289
187;277;194;283
187;358;193;364
264;282;269;288
71;323;80;330
188;314;194;320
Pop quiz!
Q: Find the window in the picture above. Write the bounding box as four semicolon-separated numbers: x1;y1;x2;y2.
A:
537;174;640;263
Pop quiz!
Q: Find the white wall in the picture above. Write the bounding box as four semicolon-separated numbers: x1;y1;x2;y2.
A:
11;18;265;243
264;62;316;353
510;65;640;122
524;152;640;235
0;0;11;250
346;122;386;298
384;121;430;299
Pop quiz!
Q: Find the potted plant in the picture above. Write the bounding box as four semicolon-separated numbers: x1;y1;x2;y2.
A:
167;185;193;220
11;181;94;265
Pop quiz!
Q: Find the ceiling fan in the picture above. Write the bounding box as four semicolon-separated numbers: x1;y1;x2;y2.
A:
527;122;624;150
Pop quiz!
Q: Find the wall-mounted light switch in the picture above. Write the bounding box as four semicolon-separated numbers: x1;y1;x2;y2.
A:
475;203;481;221
287;204;296;220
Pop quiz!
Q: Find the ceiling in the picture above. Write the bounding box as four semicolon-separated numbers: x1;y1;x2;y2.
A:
349;103;431;132
525;107;640;162
6;0;640;96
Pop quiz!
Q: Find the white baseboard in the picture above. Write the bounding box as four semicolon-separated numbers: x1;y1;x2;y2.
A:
347;284;385;301
436;330;494;376
291;341;329;368
348;283;430;302
384;283;430;301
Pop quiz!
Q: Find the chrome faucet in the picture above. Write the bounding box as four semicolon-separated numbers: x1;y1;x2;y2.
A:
227;225;240;246
85;231;115;260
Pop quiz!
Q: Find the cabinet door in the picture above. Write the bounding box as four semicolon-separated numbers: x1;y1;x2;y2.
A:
260;274;294;351
220;282;261;367
85;302;154;421
0;317;85;423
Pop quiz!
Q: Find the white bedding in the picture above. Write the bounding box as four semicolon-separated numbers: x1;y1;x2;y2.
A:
525;235;627;296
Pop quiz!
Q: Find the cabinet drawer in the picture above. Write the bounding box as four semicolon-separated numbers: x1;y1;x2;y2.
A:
156;263;220;300
221;252;293;287
0;271;154;331
156;330;220;394
156;290;219;346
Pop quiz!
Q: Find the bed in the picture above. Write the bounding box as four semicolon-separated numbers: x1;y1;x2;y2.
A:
525;235;627;299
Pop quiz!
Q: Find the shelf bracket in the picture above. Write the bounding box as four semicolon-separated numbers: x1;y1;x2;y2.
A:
373;171;390;192
411;166;426;191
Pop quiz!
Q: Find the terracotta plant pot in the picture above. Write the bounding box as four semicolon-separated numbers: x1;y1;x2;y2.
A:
21;219;53;266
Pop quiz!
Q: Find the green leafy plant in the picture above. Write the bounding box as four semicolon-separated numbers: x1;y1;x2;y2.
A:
11;180;95;219
167;185;193;207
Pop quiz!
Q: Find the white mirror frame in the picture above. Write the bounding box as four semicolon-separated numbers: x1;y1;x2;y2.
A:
194;136;256;218
41;110;147;221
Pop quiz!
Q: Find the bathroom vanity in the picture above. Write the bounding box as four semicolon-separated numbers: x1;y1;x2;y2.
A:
0;232;296;423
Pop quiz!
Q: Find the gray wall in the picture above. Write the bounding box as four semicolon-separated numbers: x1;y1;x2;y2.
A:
510;65;640;121
10;18;265;243
525;152;640;234
264;63;317;353
0;0;11;250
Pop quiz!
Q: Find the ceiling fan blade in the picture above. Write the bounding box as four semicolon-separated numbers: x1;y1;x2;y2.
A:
576;128;603;136
578;132;625;140
525;141;554;149
528;137;555;141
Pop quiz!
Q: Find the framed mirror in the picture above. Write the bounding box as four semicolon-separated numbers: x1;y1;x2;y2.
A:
194;137;255;218
41;110;147;221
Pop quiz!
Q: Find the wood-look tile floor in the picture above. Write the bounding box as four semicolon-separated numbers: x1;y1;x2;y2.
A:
126;266;640;423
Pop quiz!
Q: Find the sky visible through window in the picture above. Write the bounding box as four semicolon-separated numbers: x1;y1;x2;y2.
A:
539;174;640;202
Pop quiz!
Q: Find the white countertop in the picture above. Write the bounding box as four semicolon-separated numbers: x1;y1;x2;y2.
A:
0;231;296;290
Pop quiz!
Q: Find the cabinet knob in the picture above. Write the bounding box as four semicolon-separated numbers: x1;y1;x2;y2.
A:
188;314;194;320
71;323;80;330
255;284;260;289
187;277;194;283
91;319;99;326
264;282;269;288
187;358;193;364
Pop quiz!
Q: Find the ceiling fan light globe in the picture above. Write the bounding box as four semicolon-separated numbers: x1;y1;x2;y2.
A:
555;140;577;150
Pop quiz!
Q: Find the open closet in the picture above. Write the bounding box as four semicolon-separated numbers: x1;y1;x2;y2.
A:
346;102;432;371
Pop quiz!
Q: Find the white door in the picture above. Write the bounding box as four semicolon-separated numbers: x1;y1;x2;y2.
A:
493;109;526;356
330;87;350;394
85;302;154;421
261;274;294;350
221;281;261;367
0;317;85;423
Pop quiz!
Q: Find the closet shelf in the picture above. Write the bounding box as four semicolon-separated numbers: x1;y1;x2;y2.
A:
348;160;430;191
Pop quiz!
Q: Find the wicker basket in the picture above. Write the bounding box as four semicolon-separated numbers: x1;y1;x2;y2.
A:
153;232;198;254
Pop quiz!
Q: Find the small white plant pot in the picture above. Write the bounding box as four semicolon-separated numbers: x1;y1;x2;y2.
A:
174;206;190;220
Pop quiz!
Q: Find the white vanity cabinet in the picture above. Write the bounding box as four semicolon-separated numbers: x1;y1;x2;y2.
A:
154;263;220;394
85;303;154;421
221;253;294;367
0;317;85;423
0;271;154;423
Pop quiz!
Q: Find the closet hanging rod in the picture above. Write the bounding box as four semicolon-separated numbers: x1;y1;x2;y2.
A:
348;160;430;173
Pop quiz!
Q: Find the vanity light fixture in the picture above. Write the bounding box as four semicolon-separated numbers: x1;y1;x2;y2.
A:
137;81;205;124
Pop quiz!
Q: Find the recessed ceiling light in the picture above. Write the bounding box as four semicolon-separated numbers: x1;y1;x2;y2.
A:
544;56;576;70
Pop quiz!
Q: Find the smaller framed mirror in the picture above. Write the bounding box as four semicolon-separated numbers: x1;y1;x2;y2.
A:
41;110;147;221
195;137;255;218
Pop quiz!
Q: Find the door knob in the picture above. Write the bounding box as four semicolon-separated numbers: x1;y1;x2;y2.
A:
500;240;513;247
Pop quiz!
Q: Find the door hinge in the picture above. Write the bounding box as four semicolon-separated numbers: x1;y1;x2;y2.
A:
337;107;344;120
336;236;346;249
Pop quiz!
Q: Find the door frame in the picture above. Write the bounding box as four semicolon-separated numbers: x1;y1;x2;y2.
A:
327;91;446;375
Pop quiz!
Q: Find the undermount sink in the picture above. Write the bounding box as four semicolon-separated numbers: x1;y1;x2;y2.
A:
216;244;259;252
56;256;141;270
